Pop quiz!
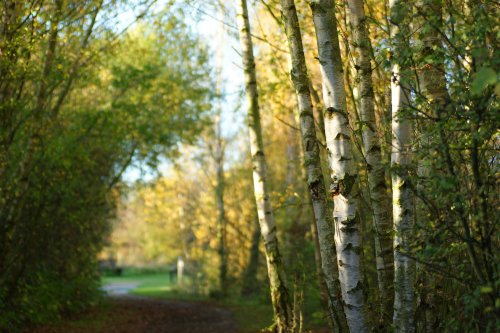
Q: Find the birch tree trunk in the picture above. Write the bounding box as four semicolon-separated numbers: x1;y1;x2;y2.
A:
236;1;294;331
308;195;336;330
346;0;394;324
390;1;416;332
416;2;448;330
417;0;449;106
284;110;299;268
310;1;369;332
280;1;348;331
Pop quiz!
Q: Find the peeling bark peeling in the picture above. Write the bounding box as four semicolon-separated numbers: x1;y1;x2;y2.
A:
310;1;369;332
346;0;394;324
280;1;348;331
236;1;294;332
390;1;416;332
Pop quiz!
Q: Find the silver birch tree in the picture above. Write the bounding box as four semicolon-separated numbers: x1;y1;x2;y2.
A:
415;1;449;329
280;1;348;331
417;0;449;106
236;1;294;331
346;0;394;323
310;1;369;332
390;1;416;332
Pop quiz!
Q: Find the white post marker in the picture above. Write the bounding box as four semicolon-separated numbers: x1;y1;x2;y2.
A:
177;256;184;284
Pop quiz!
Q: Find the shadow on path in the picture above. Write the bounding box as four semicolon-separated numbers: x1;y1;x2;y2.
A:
27;294;238;333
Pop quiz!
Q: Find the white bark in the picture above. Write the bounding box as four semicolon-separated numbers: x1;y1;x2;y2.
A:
280;1;348;331
346;0;394;323
236;1;294;331
284;110;298;268
390;1;416;332
310;1;369;332
417;0;449;105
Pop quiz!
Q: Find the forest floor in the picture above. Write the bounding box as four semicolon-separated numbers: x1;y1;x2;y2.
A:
26;272;329;333
28;295;238;333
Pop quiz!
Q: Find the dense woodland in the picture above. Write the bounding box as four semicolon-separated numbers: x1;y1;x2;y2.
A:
0;0;498;332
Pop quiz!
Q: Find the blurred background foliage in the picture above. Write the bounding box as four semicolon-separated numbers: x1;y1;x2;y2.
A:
0;0;212;330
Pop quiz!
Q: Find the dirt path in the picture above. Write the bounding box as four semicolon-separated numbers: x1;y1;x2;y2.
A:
101;282;140;296
28;296;238;333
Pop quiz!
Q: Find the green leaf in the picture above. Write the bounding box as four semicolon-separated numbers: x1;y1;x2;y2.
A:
480;286;493;294
471;67;497;95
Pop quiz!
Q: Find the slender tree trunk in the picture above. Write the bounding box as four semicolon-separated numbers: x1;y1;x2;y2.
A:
309;82;326;145
415;2;448;330
346;0;394;325
280;1;348;332
299;141;338;332
284;110;299;268
295;108;336;331
236;1;294;331
390;1;416;332
310;1;369;332
308;193;335;329
417;0;449;106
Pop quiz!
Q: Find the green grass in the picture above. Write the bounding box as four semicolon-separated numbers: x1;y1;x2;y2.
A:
102;272;174;295
101;270;209;301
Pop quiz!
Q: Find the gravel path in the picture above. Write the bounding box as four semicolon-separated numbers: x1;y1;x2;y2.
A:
100;282;140;296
